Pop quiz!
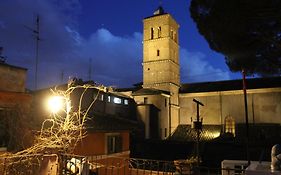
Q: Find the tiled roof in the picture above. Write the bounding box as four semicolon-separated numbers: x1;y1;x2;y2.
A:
169;124;221;142
85;112;139;132
180;76;281;93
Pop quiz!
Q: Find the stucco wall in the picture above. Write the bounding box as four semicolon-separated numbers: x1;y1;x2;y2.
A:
179;88;281;125
134;94;169;139
0;64;26;92
0;91;32;150
74;131;130;156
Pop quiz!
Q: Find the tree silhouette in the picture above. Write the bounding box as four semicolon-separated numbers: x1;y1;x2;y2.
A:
190;0;281;76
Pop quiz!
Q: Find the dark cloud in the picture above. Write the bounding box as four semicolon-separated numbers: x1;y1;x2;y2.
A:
0;0;231;90
0;0;79;88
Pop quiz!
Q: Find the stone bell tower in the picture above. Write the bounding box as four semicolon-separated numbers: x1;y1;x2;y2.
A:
142;6;180;137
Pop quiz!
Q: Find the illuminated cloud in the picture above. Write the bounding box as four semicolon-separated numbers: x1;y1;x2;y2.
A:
180;49;230;83
69;28;143;88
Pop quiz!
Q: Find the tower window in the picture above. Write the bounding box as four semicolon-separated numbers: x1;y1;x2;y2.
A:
170;30;174;40
174;32;177;42
157;49;160;56
144;97;148;104
158;26;161;38
150;28;154;39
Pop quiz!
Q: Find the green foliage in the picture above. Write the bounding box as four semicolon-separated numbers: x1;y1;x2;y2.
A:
190;0;281;75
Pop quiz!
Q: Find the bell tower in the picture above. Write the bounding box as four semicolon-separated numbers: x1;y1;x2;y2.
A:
142;6;180;92
142;6;180;137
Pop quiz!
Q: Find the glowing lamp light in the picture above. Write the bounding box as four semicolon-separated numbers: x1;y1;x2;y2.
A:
47;96;65;113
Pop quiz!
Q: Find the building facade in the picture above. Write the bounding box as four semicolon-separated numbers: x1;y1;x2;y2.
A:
119;6;281;141
0;62;32;152
33;80;139;158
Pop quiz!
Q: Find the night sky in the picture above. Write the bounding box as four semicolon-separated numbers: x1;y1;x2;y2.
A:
0;0;242;90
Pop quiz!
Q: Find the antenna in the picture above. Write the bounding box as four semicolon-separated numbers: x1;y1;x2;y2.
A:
25;14;40;89
34;15;40;90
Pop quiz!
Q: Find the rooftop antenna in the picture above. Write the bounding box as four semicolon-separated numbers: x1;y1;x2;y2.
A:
34;15;40;90
25;14;40;89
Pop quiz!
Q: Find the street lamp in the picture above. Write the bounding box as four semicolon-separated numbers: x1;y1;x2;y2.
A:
47;95;65;114
47;95;71;130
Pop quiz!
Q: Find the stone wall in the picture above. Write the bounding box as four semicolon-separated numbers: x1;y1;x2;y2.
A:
179;88;281;126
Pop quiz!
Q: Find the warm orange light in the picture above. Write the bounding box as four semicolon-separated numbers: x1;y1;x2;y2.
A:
47;96;65;113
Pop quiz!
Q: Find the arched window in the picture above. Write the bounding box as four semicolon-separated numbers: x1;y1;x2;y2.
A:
158;26;161;38
224;116;235;136
150;28;154;39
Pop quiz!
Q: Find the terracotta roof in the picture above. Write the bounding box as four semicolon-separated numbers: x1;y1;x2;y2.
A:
180;76;281;93
169;124;221;142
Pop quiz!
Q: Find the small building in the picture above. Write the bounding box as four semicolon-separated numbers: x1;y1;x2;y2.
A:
32;79;140;174
0;62;32;152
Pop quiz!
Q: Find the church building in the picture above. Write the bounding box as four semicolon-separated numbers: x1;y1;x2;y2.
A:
118;7;281;140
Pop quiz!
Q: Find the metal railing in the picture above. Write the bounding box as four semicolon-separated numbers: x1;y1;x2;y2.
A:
0;153;248;175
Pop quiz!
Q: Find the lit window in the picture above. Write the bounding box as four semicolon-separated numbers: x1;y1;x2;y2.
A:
157;49;160;56
113;97;122;104
107;135;122;154
99;94;104;101
107;96;111;102
225;116;235;136
124;99;128;105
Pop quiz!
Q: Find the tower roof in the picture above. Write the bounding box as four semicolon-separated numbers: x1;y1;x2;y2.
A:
153;6;165;15
144;6;168;19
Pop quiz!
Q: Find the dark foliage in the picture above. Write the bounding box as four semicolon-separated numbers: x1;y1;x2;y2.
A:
190;0;281;75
